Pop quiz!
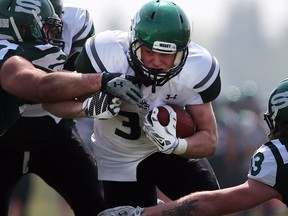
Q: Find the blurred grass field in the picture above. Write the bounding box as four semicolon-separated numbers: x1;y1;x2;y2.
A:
10;174;74;216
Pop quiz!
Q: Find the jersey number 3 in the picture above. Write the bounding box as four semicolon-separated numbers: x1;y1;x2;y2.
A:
115;110;142;140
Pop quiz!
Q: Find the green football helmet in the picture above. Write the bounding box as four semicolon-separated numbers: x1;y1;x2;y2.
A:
0;0;63;47
128;0;191;91
264;78;288;130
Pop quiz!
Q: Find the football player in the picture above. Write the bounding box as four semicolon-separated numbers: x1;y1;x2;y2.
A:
97;78;288;216
74;0;221;208
0;0;141;215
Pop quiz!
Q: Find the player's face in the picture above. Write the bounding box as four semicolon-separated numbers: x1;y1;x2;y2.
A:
141;45;176;72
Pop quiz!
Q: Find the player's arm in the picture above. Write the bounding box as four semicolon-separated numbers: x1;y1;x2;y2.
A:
181;57;221;158
42;100;86;118
0;56;102;102
43;91;121;119
0;55;141;104
141;179;281;216
183;102;218;158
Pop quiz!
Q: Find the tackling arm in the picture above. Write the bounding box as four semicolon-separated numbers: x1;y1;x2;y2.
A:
0;55;142;104
142;179;281;216
0;56;102;102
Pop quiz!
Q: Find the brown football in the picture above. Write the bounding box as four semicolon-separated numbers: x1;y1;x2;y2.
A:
152;104;196;138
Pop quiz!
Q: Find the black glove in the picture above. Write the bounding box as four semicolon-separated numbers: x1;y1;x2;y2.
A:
100;72;142;104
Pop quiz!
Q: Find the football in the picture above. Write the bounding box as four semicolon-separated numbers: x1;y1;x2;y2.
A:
152;104;196;138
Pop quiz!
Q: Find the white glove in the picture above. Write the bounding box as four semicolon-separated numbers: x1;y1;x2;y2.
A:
97;206;143;216
82;91;121;119
143;106;187;155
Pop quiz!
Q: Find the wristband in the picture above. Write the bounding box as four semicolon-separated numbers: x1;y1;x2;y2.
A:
173;138;188;155
100;72;109;91
135;206;144;216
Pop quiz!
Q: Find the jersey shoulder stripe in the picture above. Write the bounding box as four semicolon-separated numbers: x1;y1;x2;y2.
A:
194;55;218;89
81;31;129;73
184;43;221;103
196;55;221;102
248;139;288;188
265;141;284;166
71;9;94;42
62;3;95;55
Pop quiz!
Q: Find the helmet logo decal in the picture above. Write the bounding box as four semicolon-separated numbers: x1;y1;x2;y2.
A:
270;91;288;112
153;41;176;53
15;0;41;15
0;19;9;28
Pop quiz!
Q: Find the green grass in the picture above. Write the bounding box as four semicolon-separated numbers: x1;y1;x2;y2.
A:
25;174;73;216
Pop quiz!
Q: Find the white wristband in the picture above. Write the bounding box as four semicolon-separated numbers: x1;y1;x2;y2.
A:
173;138;188;155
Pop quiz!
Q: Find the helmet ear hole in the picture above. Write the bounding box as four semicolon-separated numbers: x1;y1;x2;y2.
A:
173;51;183;67
135;42;142;60
20;25;31;36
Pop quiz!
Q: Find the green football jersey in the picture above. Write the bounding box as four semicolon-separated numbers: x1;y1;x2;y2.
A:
0;40;67;135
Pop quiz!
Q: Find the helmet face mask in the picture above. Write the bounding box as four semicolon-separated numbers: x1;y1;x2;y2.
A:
129;40;188;88
265;79;288;130
42;16;64;48
0;0;64;48
128;0;191;92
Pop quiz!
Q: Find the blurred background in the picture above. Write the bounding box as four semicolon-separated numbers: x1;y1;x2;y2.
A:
9;0;288;215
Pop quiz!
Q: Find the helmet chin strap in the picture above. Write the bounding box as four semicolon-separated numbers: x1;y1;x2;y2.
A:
9;17;23;42
271;108;278;129
32;10;43;29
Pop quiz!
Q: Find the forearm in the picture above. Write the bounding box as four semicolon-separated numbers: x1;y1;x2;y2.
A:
42;101;86;118
39;72;102;102
143;193;219;216
0;55;103;103
143;180;281;216
182;129;217;158
182;103;218;158
0;56;46;100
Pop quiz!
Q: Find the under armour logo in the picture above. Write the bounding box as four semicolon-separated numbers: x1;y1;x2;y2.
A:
166;94;177;100
113;81;124;88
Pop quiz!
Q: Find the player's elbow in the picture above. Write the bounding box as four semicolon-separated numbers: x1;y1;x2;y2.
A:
0;64;15;92
202;131;218;157
0;76;13;92
208;142;217;156
207;134;218;156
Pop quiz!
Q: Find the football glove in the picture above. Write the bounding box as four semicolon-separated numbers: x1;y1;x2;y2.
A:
82;91;120;120
101;72;142;104
97;206;143;216
143;106;187;154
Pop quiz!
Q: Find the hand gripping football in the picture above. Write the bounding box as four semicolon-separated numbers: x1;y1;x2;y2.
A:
153;104;196;138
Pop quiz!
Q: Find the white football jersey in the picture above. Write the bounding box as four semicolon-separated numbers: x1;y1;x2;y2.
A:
61;2;95;56
80;30;221;181
248;139;288;205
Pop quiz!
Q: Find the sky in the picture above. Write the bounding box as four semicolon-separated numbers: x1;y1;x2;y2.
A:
63;0;288;38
